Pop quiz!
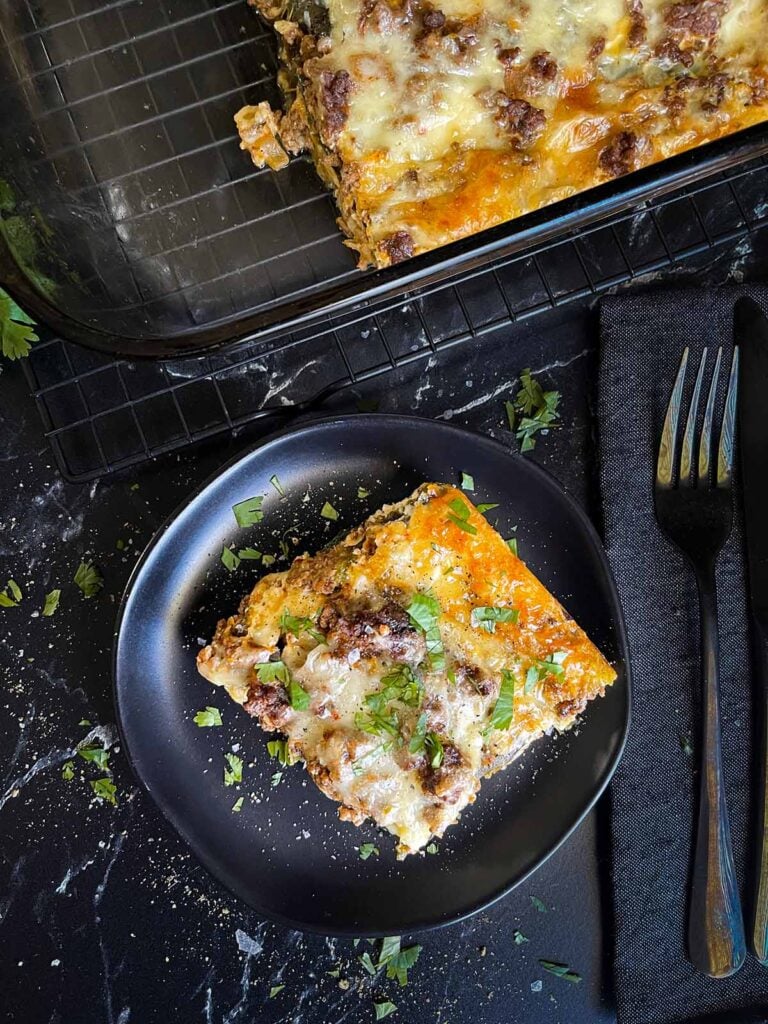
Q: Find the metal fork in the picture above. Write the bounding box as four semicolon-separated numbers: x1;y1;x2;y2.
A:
654;346;745;979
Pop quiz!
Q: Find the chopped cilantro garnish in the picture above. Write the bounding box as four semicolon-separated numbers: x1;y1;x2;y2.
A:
237;547;261;560
513;930;528;945
262;553;276;567
257;660;291;685
224;752;243;786
320;501;338;521
425;842;438;855
447;514;477;535
280;611;324;644
525;652;568;693
79;719;91;727
357;487;370;499
42;589;61;617
408;711;427;753
377;936;422;987
78;745;110;771
476;503;499;515
0;289;38;360
506;537;518;557
267;738;296;766
221;547;240;572
377;665;423;708
232;796;244;813
62;761;75;782
406;592;444;670
460;472;474;492
424;732;444;769
232;495;264;527
0;579;21;607
271;771;284;787
445;498;477;534
360;951;378;974
374;1002;397;1020
269;984;285;997
355;707;401;740
288;678;310;711
531;895;547;913
487;669;515;732
269;474;285;498
352;740;393;776
359;843;379;860
90;778;117;806
538;960;582;983
193;706;222;727
471;606;519;634
506;369;561;453
74;561;103;599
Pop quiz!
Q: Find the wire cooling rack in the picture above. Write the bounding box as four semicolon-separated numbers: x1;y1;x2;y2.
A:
20;156;768;483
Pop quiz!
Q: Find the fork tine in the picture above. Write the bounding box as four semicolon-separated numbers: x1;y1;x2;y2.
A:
680;348;708;485
657;347;689;488
717;347;739;487
698;347;722;484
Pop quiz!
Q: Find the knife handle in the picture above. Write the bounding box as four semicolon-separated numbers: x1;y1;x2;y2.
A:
752;617;768;965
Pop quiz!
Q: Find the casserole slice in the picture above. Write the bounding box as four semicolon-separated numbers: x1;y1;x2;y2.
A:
197;482;616;856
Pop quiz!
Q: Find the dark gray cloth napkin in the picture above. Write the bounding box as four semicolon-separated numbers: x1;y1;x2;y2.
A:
598;286;768;1024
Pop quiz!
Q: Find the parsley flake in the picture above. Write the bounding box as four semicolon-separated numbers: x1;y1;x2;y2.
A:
267;738;296;766
445;497;478;535
471;606;519;634
487;669;515;732
221;547;240;572
288;678;310;711
425;842;438;855
538;960;582;983
460;472;475;492
271;770;284;787
357;487;370;499
280;611;324;644
525;652;568;693
262;554;276;567
320;501;338;521
232;796;244;813
506;537;519;557
360;951;378;975
193;706;222;727
257;660;291;685
62;761;75;782
476;503;499;515
506;369;561;453
377;936;422;987
513;930;528;945
269;474;285;497
42;589;61;617
531;895;547;913
90;778;117;806
0;579;21;607
269;984;285;998
424;732;444;769
232;495;264;527
237;547;261;560
358;843;380;860
374;1002;397;1020
74;561;103;599
224;752;243;786
0;289;38;360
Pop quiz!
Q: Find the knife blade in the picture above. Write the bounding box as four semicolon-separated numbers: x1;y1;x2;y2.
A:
736;294;768;966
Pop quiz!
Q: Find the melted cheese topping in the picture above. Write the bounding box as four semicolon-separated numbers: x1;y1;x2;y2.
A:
197;483;616;856
241;0;768;267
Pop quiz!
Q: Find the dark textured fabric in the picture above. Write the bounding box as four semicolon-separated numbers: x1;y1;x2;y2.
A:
599;287;768;1024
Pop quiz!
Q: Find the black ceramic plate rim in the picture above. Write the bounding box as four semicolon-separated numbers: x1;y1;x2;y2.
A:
113;413;631;935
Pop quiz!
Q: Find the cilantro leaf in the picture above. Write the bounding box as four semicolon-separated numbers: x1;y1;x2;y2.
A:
357;487;370;499
224;752;243;786
360;951;378;974
0;580;20;607
0;289;39;360
267;739;296;766
280;610;324;644
8;579;22;602
476;503;499;515
377;937;422;987
271;770;284;787
232;495;263;527
358;843;379;860
406;592;444;670
262;554;276;567
425;842;438;854
193;706;222;727
524;652;568;693
221;547;240;572
78;745;110;771
374;1002;397;1020
531;895;547;913
505;369;561;453
320;501;338;521
424;731;444;769
232;796;244;812
42;589;61;617
288;678;310;711
90;778;117;806
506;537;519;557
62;761;75;781
471;606;519;634
257;660;291;685
487;669;515;732
538;960;582;983
237;547;261;560
460;472;474;492
269;474;285;498
269;984;285;997
513;930;528;945
74;560;103;599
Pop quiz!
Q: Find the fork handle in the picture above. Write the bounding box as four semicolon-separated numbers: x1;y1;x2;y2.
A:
751;616;768;965
688;563;746;978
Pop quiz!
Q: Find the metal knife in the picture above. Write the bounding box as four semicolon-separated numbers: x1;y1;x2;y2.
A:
736;294;768;966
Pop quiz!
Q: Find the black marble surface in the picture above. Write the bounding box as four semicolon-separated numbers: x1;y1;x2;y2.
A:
1;227;766;1024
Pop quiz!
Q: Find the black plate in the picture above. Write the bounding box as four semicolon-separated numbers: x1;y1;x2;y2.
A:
114;415;630;934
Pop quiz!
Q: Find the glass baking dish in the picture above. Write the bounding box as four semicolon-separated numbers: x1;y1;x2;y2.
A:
2;0;768;359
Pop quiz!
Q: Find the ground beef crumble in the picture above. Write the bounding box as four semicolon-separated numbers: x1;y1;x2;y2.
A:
598;131;641;177
379;231;415;264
